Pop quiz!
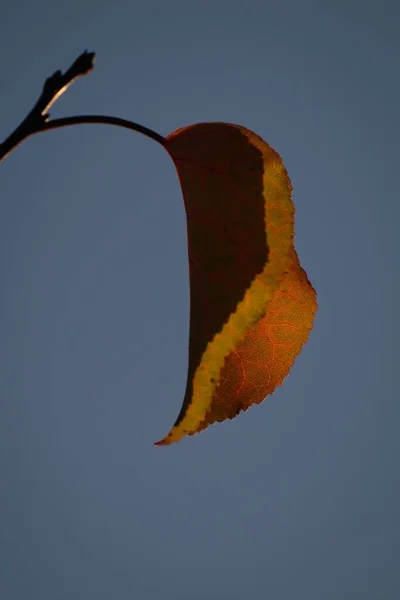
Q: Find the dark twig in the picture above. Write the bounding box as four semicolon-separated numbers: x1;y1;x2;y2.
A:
38;115;166;146
0;50;166;162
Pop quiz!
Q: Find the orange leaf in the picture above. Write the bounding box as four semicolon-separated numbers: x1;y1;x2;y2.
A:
194;249;317;432
155;123;316;445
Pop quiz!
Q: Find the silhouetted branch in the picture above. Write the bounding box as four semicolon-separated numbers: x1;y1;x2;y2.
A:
38;115;166;145
0;50;166;162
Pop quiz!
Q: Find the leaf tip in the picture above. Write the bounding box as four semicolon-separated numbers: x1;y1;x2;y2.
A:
154;434;174;447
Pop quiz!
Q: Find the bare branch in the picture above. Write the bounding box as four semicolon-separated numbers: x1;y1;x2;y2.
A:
0;50;166;162
0;51;95;161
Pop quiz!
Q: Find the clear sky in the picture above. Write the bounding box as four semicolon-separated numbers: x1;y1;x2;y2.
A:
0;1;399;598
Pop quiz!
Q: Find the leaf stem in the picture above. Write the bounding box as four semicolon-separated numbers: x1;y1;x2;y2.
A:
0;50;166;162
38;115;167;146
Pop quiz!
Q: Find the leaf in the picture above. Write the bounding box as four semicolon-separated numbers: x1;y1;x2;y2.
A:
193;249;317;432
155;123;317;445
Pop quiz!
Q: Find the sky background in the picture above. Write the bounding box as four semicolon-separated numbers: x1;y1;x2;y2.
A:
0;1;399;598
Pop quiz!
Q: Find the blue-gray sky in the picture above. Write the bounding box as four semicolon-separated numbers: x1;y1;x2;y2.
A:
1;1;399;598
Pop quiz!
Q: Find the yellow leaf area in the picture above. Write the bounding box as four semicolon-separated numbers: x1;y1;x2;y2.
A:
195;250;317;431
155;123;316;445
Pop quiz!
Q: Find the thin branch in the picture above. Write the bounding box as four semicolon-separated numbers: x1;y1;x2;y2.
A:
38;115;167;146
0;50;166;163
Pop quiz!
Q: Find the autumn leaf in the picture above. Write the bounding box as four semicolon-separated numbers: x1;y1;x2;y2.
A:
0;51;316;447
194;249;317;431
155;123;317;445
